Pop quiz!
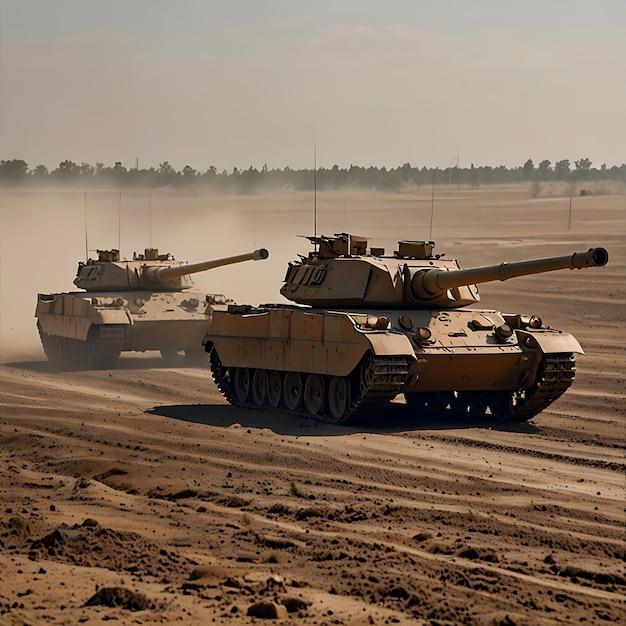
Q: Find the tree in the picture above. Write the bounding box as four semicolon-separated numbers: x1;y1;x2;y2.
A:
0;159;28;182
537;160;551;181
53;160;80;181
79;162;94;177
31;164;49;177
200;165;217;185
158;161;178;185
574;158;592;180
522;159;534;181
158;161;175;176
554;159;571;180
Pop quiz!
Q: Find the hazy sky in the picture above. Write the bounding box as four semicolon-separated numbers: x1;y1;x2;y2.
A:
1;0;624;172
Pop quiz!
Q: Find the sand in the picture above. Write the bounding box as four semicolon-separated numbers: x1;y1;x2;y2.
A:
0;186;624;624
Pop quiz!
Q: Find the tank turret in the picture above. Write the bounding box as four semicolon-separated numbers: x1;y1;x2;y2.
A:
74;248;269;292
280;233;608;308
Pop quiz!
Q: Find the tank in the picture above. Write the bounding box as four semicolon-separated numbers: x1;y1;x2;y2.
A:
35;246;269;368
203;233;608;423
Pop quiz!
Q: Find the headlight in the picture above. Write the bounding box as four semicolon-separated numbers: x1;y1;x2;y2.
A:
413;326;432;345
494;323;513;340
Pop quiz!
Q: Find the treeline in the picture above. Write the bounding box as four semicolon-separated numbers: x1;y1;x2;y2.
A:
0;158;624;193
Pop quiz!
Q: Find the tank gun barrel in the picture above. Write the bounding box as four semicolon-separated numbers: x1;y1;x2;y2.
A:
413;247;608;298
145;248;269;284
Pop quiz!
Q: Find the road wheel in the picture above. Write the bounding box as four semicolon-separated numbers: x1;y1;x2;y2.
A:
234;367;251;403
267;371;282;408
303;374;324;416
283;372;303;411
252;369;268;407
327;376;350;422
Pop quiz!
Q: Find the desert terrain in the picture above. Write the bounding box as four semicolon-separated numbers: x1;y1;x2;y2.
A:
0;185;624;625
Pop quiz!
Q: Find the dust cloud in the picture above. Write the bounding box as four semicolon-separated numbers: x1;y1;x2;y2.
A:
0;188;326;362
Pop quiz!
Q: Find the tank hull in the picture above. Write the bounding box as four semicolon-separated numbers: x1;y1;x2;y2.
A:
36;290;225;368
203;305;582;423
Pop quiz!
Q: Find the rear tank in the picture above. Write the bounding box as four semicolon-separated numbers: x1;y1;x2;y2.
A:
36;246;268;368
203;233;608;423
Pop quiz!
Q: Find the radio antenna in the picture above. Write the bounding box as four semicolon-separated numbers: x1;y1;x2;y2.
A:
118;191;122;254
312;145;319;253
429;170;436;240
149;189;152;248
568;196;572;231
84;192;88;261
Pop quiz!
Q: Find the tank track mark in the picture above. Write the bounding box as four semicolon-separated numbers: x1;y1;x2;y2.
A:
37;322;123;369
208;346;409;425
405;352;576;423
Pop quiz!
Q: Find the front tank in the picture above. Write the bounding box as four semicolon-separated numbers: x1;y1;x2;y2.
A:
203;233;608;424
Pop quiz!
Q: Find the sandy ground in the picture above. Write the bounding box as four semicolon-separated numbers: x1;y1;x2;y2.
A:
0;186;624;625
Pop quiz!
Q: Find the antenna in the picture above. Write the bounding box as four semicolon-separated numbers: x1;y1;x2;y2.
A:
84;192;88;261
314;145;318;253
118;191;122;253
429;170;436;240
149;190;152;248
568;196;572;230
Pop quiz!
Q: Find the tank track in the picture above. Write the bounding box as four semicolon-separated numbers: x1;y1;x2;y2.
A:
502;352;576;422
37;322;123;369
209;349;575;424
348;355;409;421
208;349;238;405
208;348;409;424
